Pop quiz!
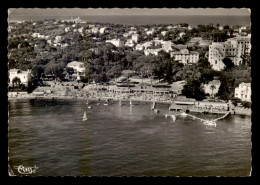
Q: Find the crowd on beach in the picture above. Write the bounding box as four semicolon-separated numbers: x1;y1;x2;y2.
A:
191;105;229;114
87;90;174;102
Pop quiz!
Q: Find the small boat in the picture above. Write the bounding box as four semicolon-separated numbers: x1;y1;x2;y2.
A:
154;109;159;114
104;103;108;106
151;101;155;110
97;103;100;105
165;114;168;118
83;111;88;121
88;106;92;109
130;100;134;106
86;99;89;105
180;112;188;117
203;120;216;127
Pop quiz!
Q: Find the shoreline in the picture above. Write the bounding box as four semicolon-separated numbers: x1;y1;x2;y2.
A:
8;95;251;116
8;95;172;104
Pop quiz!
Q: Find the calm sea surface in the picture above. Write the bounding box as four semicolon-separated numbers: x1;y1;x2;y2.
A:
8;99;251;176
10;15;250;26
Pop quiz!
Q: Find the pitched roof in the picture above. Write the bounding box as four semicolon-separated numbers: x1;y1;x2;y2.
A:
240;82;251;87
67;61;83;66
9;69;19;72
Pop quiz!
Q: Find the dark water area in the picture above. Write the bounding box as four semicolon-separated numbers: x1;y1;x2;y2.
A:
8;99;251;176
10;15;250;26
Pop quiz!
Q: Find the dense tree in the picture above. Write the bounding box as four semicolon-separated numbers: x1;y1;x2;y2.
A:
241;101;251;109
223;58;234;70
210;85;216;97
12;77;21;87
182;79;206;101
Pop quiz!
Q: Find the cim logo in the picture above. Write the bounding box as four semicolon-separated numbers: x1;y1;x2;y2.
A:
14;165;38;175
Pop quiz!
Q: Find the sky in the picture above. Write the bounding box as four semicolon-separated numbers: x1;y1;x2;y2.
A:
9;8;250;18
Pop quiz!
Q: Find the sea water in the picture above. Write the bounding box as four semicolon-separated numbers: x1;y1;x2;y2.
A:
8;99;251;176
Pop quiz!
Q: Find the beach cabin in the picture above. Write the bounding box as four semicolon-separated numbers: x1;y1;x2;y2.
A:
33;91;45;97
192;101;229;113
169;103;183;111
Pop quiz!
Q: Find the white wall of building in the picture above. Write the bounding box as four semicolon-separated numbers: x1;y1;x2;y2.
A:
208;36;251;71
67;61;85;80
235;82;251;102
9;69;31;86
171;49;199;65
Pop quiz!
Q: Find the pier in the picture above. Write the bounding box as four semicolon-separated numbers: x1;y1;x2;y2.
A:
164;111;230;123
184;111;230;123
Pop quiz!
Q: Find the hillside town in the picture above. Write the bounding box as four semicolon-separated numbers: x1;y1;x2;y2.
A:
8;17;251;115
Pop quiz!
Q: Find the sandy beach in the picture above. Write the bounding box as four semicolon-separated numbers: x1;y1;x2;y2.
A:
8;94;251;116
234;107;251;116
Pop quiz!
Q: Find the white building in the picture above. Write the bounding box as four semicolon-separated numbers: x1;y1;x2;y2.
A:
235;82;251;102
171;49;199;65
144;48;163;56
61;43;69;48
9;69;31;87
131;34;139;43
208;36;251;71
67;61;85;81
161;41;174;53
105;39;124;47
203;80;221;97
65;27;70;32
99;27;107;34
179;32;186;38
129;30;137;34
239;26;247;33
161;31;167;36
91;27;99;34
32;33;41;38
88;24;95;28
78;27;83;33
167;26;173;30
146;28;155;35
55;36;62;43
135;42;152;50
125;39;134;47
123;33;131;38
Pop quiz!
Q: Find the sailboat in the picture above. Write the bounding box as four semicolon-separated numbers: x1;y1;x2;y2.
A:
154;109;159;114
151;101;155;110
203;120;216;127
171;115;176;121
83;111;88;121
86;99;89;105
130;100;134;106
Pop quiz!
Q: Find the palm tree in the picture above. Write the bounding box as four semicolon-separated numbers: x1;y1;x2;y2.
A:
210;85;216;97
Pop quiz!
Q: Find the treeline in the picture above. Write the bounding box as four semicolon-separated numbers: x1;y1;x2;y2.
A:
8;20;251;101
